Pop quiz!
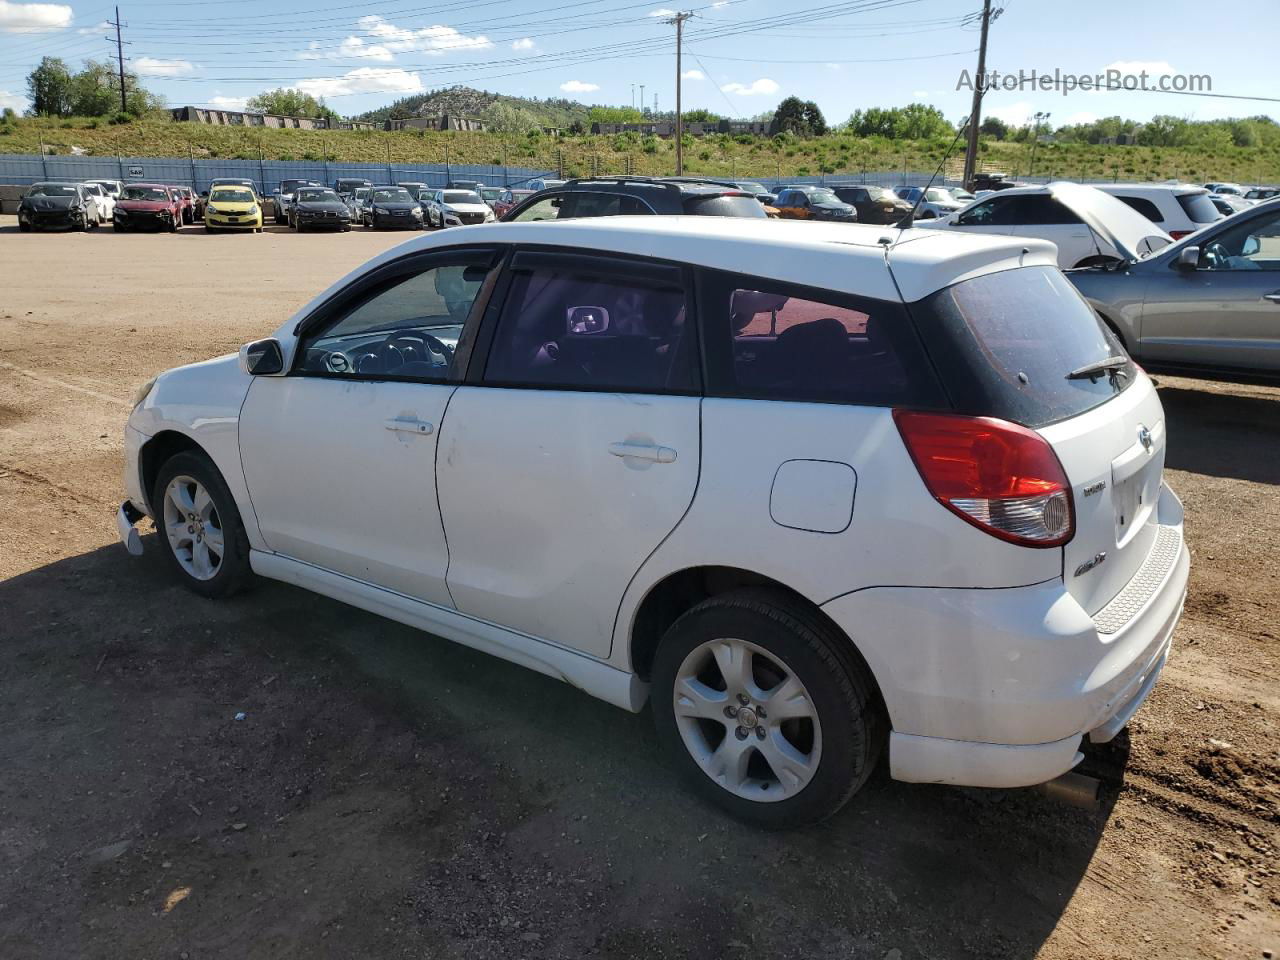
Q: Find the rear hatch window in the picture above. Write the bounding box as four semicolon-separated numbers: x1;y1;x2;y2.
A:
682;193;767;218
1176;191;1220;223
909;265;1134;428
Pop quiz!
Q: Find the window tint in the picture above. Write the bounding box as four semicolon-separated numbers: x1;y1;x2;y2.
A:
1114;195;1164;222
682;194;766;218
297;260;491;380
1177;191;1221;224
564;192;653;218
1200;208;1280;271
700;270;934;406
1006;196;1082;225
511;195;566;222
484;261;692;392
955;197;1014;226
912;266;1132;427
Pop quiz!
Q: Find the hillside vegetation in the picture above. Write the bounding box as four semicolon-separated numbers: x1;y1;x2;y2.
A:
3;114;1279;184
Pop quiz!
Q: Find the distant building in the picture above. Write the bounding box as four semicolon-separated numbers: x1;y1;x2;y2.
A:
170;106;376;131
384;114;490;132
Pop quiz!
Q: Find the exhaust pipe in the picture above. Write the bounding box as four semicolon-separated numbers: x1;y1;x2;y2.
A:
1034;772;1101;809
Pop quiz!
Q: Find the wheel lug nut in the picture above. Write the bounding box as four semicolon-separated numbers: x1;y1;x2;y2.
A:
756;707;767;719
737;693;750;706
755;726;766;740
735;726;748;740
724;705;738;718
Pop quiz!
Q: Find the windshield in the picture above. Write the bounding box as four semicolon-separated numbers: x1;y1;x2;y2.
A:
862;186;894;200
912;265;1133;428
925;188;954;203
482;187;502;200
738;182;768;195
443;190;481;204
809;189;839;204
28;184;78;197
373;188;413;202
280;181;311;193
1177;192;1221;224
354;189;370;200
122;186;169;201
83;184;102;195
298;189;341;203
950;188;974;201
211;188;254;203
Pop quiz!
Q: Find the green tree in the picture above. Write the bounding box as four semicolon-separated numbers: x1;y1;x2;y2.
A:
481;101;542;133
800;100;827;136
246;87;339;121
26;57;73;116
979;115;1008;140
772;97;825;136
587;106;644;124
61;59;165;118
682;108;722;124
894;103;951;139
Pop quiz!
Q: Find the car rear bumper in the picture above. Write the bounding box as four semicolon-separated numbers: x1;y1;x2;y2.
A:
821;481;1189;788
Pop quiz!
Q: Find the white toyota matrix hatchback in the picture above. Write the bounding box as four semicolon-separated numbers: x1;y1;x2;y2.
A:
118;217;1189;827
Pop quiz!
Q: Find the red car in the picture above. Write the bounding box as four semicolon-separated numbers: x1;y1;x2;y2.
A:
491;187;534;219
169;185;196;224
113;183;183;233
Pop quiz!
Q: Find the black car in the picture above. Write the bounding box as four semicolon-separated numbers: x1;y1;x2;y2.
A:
363;186;424;230
289;187;354;232
830;185;913;225
17;181;97;232
772;185;858;222
501;176;767;222
334;177;372;197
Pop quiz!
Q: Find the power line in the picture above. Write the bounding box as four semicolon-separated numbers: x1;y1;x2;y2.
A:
107;5;131;113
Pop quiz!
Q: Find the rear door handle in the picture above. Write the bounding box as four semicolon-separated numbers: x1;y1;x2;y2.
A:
609;441;676;464
384;417;434;435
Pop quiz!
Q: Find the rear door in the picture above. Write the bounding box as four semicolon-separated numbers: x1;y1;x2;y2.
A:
1007;195;1098;268
914;265;1168;614
436;250;701;657
1139;204;1280;372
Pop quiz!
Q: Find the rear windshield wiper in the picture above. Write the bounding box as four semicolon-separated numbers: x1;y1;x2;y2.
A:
1066;356;1129;382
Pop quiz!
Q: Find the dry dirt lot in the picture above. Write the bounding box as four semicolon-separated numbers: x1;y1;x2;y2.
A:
0;217;1277;960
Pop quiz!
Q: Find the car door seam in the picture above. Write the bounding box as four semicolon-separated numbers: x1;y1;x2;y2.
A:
435;384;462;610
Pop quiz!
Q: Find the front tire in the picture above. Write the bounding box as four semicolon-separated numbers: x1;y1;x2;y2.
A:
153;450;252;599
651;589;882;828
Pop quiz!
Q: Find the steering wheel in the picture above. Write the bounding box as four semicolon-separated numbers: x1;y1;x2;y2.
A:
1202;241;1229;270
388;333;454;366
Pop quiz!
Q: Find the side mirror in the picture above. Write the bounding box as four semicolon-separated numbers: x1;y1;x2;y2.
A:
1176;246;1201;271
239;338;285;376
1242;235;1261;257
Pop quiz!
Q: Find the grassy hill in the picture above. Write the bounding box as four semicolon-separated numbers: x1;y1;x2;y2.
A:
4;114;1279;184
354;86;591;128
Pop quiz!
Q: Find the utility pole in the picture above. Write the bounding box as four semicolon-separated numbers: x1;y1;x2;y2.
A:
664;11;693;175
107;6;129;114
639;84;646;117
961;0;995;190
1027;110;1050;179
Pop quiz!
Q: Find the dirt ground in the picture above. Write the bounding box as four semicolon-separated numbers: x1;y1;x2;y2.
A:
0;217;1276;960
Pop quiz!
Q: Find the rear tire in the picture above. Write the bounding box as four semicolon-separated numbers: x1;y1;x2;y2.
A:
19;221;31;233
651;589;883;828
153;450;252;599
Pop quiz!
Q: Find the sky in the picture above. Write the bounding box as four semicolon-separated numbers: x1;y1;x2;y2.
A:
0;0;1276;127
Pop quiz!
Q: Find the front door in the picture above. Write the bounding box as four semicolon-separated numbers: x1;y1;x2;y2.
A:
1140;205;1280;372
239;248;499;607
437;251;702;657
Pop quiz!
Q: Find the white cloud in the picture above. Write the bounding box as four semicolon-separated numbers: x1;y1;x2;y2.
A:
682;69;704;80
297;67;424;99
208;95;249;111
0;0;71;32
511;37;535;51
299;36;394;62
985;100;1034;127
356;15;491;55
560;80;599;93
134;57;196;77
711;1;730;7
76;19;109;35
649;8;677;16
720;77;778;97
0;88;28;112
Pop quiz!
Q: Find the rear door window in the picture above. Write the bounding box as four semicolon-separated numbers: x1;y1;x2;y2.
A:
1177;191;1221;224
1007;196;1082;225
698;269;942;406
562;192;653;218
910;265;1133;427
1114;195;1164;222
683;194;767;218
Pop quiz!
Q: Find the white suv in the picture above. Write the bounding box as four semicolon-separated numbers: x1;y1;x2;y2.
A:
1095;183;1223;240
117;218;1189;827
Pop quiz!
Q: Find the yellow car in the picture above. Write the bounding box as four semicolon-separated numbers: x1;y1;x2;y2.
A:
203;185;263;233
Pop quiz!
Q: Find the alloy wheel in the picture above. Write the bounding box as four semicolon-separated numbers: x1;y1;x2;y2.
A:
162;475;224;581
672;637;822;802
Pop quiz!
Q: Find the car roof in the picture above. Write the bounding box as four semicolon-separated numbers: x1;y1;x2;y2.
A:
1095;182;1207;197
274;216;1058;338
31;180;81;187
127;182;170;189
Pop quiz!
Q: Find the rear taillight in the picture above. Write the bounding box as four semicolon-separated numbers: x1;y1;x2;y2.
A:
1169;230;1192;240
893;410;1074;548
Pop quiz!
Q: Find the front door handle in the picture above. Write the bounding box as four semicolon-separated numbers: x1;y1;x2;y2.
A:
384;417;434;436
1264;292;1280;303
609;441;676;464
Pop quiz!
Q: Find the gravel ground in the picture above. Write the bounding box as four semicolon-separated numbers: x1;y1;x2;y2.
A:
0;217;1276;960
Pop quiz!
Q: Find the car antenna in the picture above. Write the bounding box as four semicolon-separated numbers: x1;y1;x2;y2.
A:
895;108;976;232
